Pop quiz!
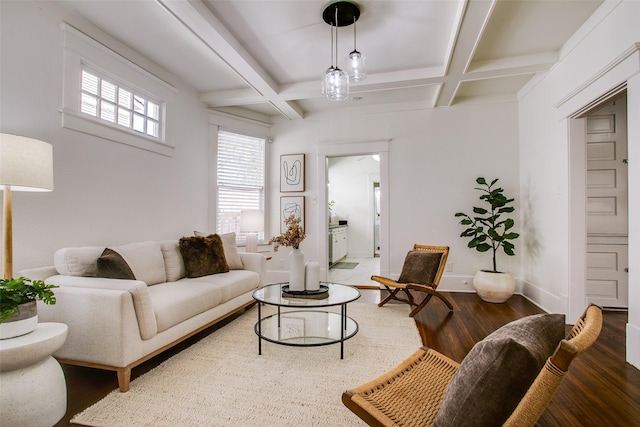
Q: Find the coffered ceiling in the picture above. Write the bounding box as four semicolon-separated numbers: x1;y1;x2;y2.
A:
54;0;603;120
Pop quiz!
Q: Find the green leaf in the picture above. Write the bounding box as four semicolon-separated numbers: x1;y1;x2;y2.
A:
476;243;492;252
459;219;472;225
473;207;487;215
503;241;516;256
503;232;520;240
476;177;486;185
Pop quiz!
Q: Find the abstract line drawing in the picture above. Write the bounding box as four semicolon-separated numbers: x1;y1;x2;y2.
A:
280;196;305;233
283;159;301;185
280;154;305;192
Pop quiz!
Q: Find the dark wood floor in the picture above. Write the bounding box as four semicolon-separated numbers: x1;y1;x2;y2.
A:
55;291;640;426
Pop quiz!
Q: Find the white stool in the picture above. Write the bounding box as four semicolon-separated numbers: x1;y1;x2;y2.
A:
1;322;68;427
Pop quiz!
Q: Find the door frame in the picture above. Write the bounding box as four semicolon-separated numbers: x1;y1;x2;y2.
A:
316;140;390;281
563;49;639;368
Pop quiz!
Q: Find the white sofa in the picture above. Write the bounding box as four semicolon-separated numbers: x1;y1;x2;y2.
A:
17;238;266;392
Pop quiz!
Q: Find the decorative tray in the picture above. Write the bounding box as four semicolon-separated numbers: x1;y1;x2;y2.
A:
282;284;329;299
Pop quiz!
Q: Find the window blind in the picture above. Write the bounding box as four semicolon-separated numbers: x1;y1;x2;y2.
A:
216;130;266;242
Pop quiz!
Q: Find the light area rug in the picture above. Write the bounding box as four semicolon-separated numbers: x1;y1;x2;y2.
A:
72;303;421;427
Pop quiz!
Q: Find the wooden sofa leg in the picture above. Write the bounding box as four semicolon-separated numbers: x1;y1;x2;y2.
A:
117;367;131;392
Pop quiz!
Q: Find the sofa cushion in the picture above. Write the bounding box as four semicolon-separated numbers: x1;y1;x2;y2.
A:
398;251;442;285
434;313;565;427
178;270;260;303
54;246;105;277
195;231;243;270
96;241;167;286
159;240;186;282
147;281;223;332
179;234;229;278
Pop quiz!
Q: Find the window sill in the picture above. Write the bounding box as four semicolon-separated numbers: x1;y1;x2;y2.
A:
61;109;174;157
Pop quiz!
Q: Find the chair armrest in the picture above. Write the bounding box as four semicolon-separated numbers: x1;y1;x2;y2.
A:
16;266;58;281
45;275;158;340
239;253;267;286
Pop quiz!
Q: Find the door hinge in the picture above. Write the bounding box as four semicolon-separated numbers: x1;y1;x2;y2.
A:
622;159;629;164
624;268;629;273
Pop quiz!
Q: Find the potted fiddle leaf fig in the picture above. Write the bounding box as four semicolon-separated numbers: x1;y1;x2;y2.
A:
455;177;519;303
0;277;58;339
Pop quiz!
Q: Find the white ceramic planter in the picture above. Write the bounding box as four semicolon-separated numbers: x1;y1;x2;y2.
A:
0;301;38;340
473;270;515;303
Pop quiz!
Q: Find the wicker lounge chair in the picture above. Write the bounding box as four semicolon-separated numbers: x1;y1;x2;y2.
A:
372;244;452;317
342;304;603;427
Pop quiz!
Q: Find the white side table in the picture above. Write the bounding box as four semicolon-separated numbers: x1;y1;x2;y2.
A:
0;322;68;427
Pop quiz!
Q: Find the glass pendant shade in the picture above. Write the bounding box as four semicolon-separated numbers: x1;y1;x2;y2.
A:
325;67;349;101
321;66;335;95
347;50;366;82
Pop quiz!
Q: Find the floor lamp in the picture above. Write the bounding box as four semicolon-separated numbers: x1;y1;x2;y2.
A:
0;134;54;279
240;210;264;253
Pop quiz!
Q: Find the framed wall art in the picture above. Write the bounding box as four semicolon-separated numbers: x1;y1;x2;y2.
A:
280;153;305;192
280;196;305;233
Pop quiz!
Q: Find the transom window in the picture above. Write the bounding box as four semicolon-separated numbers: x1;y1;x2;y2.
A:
216;130;266;243
80;69;162;139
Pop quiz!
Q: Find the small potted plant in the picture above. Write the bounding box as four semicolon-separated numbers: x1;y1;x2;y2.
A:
0;277;58;339
455;177;519;303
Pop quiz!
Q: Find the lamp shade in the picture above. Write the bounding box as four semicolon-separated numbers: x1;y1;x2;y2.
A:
0;134;54;192
240;210;264;233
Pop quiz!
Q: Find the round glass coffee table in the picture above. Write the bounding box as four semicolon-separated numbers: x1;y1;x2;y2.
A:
252;282;361;359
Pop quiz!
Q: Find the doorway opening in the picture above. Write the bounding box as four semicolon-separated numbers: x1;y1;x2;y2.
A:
584;93;629;308
326;154;380;285
315;139;390;286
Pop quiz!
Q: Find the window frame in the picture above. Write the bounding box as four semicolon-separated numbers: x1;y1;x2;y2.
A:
79;67;164;140
61;23;176;157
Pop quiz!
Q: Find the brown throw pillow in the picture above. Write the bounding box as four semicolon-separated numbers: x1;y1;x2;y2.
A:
397;251;442;285
96;248;136;280
179;234;230;278
434;313;566;427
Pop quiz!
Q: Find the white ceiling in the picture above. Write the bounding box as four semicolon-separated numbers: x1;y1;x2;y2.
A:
55;0;603;120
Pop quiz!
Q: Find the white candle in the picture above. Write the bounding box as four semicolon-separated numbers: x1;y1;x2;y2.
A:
305;261;320;291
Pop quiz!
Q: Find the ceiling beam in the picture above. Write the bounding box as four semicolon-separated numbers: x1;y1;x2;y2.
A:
435;0;497;107
201;67;446;107
156;0;304;119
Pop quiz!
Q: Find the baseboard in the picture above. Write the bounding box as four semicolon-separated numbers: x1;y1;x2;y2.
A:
519;279;565;314
627;323;640;369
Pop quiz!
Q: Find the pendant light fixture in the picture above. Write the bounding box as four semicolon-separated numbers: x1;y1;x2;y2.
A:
321;1;363;101
347;16;366;82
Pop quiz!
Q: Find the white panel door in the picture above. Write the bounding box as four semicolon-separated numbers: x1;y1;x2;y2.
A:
586;96;628;308
586;243;628;307
586;97;628;234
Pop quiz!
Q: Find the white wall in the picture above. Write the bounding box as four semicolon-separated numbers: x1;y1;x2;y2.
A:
267;102;520;292
0;1;210;272
518;0;640;367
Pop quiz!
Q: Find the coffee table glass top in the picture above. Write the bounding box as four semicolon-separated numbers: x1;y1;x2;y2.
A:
253;282;360;307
